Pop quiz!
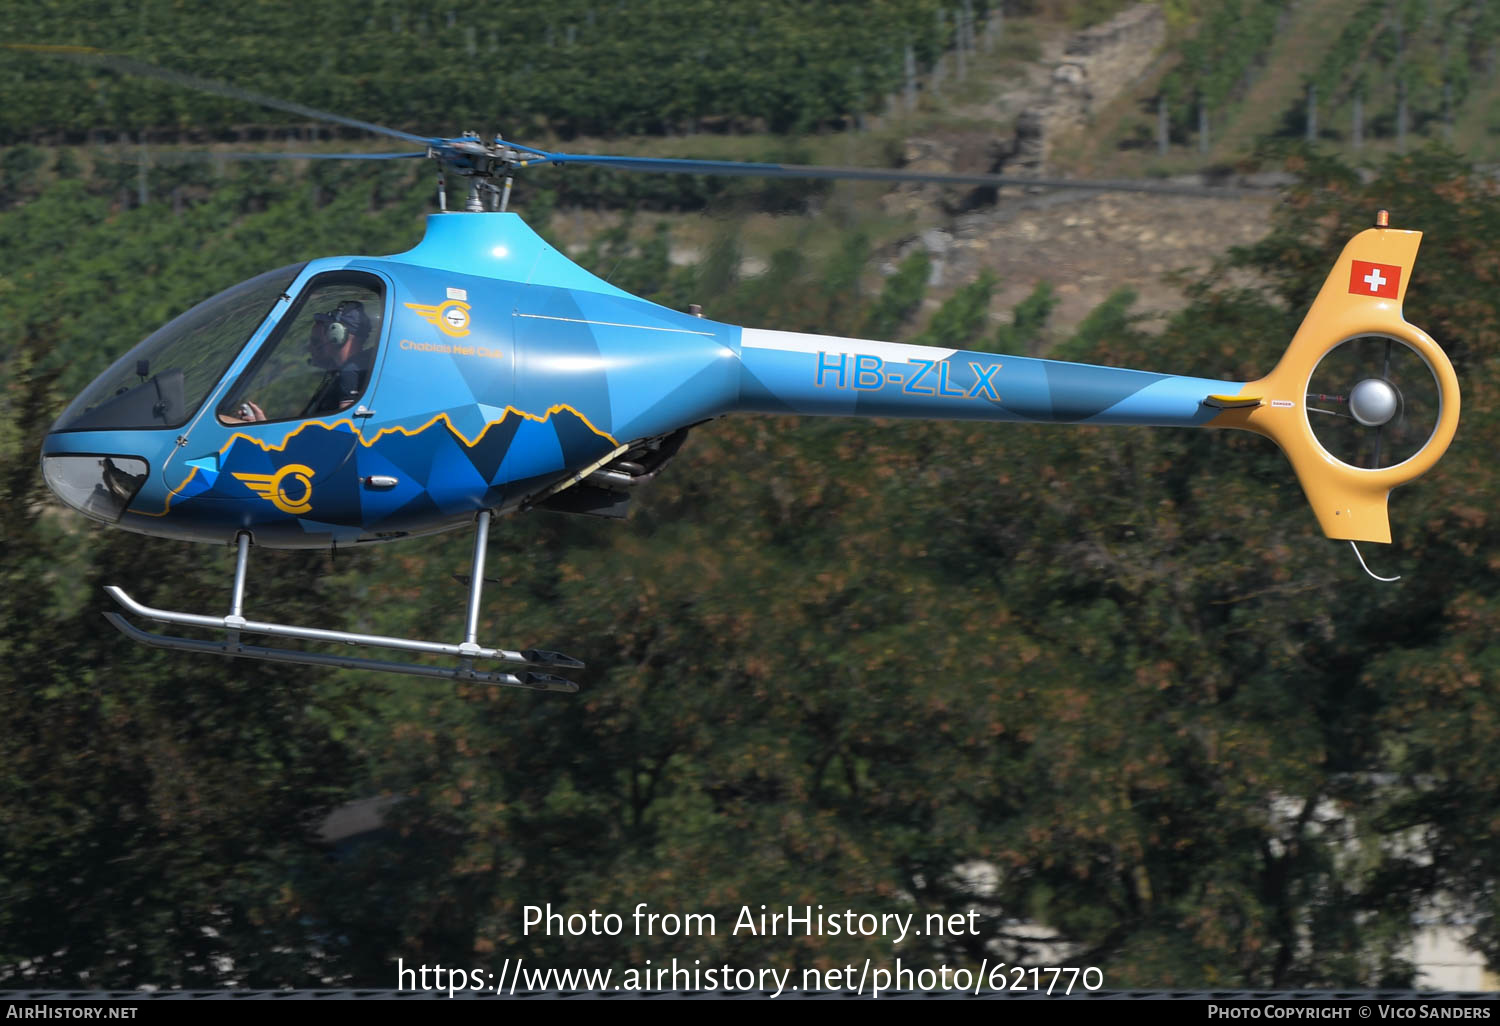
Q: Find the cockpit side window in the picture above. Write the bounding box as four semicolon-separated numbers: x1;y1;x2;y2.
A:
218;272;385;426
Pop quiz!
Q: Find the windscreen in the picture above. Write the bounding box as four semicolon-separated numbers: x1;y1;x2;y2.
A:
52;263;305;433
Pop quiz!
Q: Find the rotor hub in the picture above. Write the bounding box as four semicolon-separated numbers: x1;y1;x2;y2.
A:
1348;377;1401;426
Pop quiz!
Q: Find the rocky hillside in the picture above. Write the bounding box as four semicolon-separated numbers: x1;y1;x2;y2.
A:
875;3;1278;340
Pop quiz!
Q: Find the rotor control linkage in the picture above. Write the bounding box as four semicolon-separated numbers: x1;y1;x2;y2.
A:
102;518;584;691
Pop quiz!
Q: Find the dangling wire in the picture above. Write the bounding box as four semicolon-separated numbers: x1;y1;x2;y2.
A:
1350;541;1400;582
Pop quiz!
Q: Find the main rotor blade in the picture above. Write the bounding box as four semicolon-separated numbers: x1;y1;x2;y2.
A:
96;149;428;166
5;44;437;147
526;151;1258;198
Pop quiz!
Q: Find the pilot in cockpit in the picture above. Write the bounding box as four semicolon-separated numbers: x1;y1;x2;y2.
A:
221;300;374;424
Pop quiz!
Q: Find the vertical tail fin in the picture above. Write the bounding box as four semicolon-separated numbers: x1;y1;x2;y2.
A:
1204;219;1460;543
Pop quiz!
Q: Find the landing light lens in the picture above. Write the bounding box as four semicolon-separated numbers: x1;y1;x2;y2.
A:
42;455;149;524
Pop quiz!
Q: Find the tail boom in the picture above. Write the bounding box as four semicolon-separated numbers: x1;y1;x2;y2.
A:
736;327;1240;428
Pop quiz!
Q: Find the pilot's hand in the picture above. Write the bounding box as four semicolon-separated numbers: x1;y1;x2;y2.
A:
221;400;266;424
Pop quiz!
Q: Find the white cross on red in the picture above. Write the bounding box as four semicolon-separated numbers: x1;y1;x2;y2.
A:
1349;259;1400;298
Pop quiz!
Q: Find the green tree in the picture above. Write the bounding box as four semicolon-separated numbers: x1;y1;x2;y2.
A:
0;145;45;208
0;335;365;987
863;249;932;340
916;270;995;349
993;280;1060;356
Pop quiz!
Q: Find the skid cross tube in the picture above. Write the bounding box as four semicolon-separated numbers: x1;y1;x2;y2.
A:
102;512;584;689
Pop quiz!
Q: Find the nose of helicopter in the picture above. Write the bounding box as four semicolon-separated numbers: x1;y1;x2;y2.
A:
39;444;151;524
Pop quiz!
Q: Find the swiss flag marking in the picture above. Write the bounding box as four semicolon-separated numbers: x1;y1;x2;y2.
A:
1349;259;1401;299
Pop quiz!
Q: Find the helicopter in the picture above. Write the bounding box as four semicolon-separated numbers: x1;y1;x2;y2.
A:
32;52;1462;694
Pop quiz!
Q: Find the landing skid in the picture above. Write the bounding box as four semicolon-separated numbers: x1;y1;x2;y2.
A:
103;511;584;693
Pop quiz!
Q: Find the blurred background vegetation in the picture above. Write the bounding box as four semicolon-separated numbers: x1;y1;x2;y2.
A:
4;0;1500;991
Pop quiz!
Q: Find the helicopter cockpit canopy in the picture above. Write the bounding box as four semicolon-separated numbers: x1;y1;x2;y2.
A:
51;263;306;434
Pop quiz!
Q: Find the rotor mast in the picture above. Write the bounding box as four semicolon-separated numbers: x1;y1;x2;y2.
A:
434;131;523;212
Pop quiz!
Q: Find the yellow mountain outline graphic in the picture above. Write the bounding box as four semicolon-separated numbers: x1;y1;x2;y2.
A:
144;404;617;516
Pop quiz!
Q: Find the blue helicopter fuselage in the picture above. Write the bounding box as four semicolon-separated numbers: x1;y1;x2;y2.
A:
40;212;1236;549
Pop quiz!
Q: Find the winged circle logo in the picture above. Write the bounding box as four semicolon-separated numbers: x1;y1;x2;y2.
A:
405;298;472;338
232;464;316;515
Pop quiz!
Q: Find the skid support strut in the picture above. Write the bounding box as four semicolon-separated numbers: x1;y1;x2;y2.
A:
103;517;583;692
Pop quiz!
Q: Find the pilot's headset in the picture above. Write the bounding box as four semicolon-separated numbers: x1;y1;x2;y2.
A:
315;300;371;347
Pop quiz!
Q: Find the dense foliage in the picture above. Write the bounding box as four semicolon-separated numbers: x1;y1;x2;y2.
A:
0;0;993;141
1159;0;1288;137
5;124;1500;989
1156;0;1500;150
1285;0;1500;142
